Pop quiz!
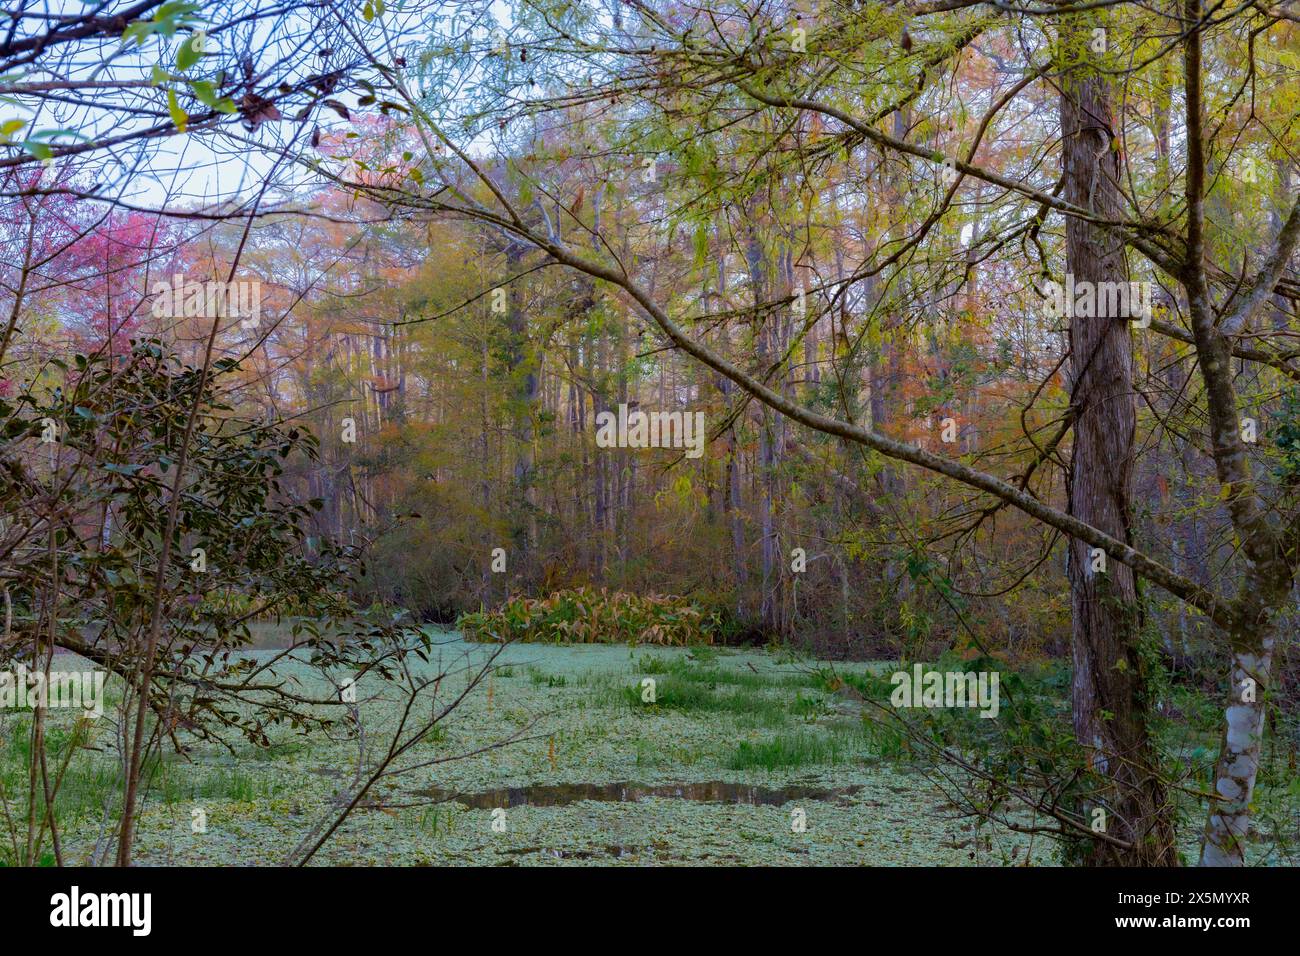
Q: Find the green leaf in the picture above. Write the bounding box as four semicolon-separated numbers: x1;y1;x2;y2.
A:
176;34;203;71
20;139;51;160
691;222;709;268
190;79;218;106
28;128;88;143
121;21;152;47
167;88;188;132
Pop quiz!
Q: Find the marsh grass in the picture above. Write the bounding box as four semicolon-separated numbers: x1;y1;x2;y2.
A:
418;805;458;836
602;654;886;769
527;666;568;688
595;650;928;772
728;728;863;771
152;764;280;804
633;654;822;689
0;716;282;831
615;675;798;730
1;717;119;823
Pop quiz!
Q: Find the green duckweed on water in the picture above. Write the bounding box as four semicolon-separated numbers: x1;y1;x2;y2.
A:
5;633;1292;867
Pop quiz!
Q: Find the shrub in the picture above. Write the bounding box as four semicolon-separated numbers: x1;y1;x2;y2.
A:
458;587;720;646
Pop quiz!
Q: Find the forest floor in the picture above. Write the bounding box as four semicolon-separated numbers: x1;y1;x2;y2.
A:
7;635;1298;865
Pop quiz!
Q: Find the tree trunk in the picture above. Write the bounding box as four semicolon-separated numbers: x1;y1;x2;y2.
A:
746;224;779;633
505;241;538;563
1200;622;1277;865
1059;37;1178;865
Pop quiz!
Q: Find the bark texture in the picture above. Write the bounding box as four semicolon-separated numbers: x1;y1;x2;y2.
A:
1059;42;1178;865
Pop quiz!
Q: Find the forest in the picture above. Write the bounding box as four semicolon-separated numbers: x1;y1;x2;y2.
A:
0;0;1297;880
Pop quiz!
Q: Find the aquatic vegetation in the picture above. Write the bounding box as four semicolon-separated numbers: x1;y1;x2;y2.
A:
728;729;867;771
458;588;723;646
2;639;1292;867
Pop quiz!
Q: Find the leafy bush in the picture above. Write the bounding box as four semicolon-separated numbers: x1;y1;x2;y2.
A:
458;587;720;646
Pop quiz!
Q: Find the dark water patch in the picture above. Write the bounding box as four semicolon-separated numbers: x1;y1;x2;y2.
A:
501;843;665;861
411;780;861;808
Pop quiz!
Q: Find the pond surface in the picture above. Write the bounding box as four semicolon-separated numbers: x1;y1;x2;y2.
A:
413;780;862;808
